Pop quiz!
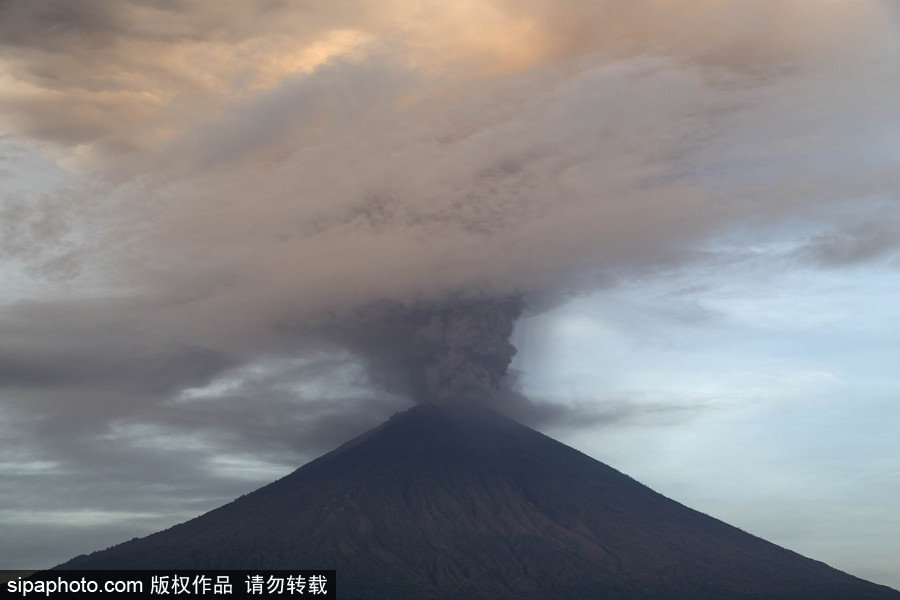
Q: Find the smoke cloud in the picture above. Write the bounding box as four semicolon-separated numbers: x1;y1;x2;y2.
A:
342;298;523;404
0;0;898;433
412;299;521;402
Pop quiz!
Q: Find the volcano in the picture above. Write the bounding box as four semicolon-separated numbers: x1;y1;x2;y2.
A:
58;404;899;599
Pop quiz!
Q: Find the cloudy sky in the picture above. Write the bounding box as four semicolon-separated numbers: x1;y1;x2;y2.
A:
1;0;898;588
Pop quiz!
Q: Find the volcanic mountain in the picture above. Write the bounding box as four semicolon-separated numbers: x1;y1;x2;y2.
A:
58;403;899;599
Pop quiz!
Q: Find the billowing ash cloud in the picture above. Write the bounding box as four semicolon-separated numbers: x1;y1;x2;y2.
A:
412;299;521;402
345;298;523;404
0;0;897;442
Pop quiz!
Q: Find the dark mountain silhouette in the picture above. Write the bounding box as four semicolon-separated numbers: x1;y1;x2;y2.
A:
58;404;899;599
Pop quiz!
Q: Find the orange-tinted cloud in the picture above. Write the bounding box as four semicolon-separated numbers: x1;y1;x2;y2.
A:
2;0;892;167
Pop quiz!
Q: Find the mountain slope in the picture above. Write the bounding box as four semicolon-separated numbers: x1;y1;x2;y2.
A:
58;404;900;600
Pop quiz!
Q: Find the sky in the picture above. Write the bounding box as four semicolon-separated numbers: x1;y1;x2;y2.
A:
1;0;899;589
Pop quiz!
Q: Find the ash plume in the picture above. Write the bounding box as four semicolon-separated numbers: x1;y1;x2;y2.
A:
346;298;523;405
0;0;897;477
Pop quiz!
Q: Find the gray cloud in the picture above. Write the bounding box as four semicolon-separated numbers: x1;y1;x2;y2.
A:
794;218;900;267
0;0;895;424
337;298;523;404
0;299;236;394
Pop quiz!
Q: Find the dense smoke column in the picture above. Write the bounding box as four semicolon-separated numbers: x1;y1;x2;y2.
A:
408;298;522;403
349;297;523;405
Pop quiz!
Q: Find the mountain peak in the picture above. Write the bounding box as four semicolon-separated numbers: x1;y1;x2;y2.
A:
58;404;900;600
